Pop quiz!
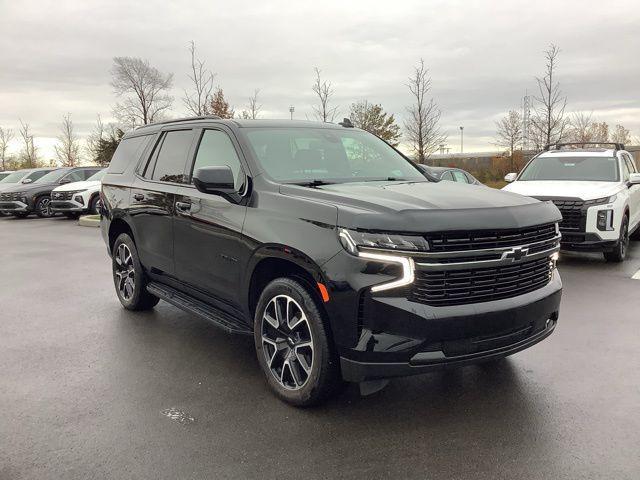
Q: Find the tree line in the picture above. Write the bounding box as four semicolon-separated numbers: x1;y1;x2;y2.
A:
1;41;635;172
495;44;636;169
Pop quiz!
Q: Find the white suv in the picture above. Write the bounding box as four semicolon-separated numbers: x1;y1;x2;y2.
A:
50;168;106;218
503;143;640;262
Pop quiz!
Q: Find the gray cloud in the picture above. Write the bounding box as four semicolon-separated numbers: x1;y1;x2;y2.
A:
0;0;638;159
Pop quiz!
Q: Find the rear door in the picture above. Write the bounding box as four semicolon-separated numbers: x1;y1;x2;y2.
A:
130;128;195;277
173;126;249;311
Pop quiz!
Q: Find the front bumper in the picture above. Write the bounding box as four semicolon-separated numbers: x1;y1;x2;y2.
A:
334;268;562;382
560;232;618;252
0;201;29;212
50;200;85;212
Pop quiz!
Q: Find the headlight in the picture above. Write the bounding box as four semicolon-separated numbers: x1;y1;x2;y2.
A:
338;228;417;292
338;228;429;255
584;195;616;206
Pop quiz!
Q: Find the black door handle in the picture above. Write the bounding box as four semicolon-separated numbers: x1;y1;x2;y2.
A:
176;201;192;212
133;193;145;201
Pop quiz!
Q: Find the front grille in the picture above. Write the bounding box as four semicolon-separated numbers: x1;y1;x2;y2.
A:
550;199;585;232
409;256;554;307
426;223;556;252
52;191;75;201
0;192;22;201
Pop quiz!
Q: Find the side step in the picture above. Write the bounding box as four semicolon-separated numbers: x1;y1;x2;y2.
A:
147;282;252;336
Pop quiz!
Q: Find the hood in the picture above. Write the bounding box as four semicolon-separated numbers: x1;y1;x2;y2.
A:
0;181;58;194
502;180;621;200
280;180;562;232
53;180;100;192
0;182;22;193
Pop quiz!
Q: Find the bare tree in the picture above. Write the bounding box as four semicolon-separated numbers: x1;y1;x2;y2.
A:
183;41;216;116
18;120;38;168
611;124;632;145
530;44;569;149
495;110;523;170
589;121;609;143
54;113;82;167
569;111;594;142
404;59;446;163
311;67;338;122
0;126;15;171
239;89;262;119
111;57;174;126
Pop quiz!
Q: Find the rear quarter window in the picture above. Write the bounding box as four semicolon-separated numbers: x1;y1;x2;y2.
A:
107;135;153;174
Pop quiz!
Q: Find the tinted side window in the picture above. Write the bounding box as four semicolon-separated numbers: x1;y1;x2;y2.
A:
81;169;100;180
452;171;468;183
108;135;152;174
26;170;50;182
440;171;454;182
191;130;244;189
62;170;84;183
151;130;193;184
624;154;636;173
621;157;631;181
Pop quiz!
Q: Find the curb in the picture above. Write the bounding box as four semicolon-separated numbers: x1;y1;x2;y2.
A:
78;215;100;228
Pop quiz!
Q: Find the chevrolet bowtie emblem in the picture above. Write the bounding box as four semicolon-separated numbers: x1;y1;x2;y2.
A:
502;247;529;262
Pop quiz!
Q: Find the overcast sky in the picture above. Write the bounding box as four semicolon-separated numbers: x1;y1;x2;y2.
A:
1;0;639;160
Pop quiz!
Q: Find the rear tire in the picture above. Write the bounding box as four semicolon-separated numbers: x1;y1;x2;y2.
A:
604;214;629;263
112;233;159;311
254;278;340;407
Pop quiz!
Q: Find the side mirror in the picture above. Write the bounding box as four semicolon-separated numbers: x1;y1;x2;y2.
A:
22;178;33;184
59;178;71;184
504;173;518;183
629;173;640;185
193;165;236;196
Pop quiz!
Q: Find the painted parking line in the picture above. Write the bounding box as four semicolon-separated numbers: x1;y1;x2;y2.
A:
632;269;640;280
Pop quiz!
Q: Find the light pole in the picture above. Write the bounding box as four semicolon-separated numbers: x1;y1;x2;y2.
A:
289;106;295;120
459;126;464;153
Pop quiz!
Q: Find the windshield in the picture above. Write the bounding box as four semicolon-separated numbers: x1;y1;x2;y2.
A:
519;156;619;182
86;169;106;181
242;128;425;183
0;171;25;183
35;169;69;184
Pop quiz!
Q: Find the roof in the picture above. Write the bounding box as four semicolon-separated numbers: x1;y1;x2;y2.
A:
539;149;617;158
132;117;353;134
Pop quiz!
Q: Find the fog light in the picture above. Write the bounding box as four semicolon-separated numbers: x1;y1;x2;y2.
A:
597;210;614;231
74;195;84;205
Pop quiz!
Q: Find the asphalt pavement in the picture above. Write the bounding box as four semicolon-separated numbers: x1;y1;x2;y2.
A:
1;216;639;479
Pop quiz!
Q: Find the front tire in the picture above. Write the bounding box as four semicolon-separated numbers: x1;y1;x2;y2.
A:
89;195;101;215
35;196;54;218
254;278;339;406
604;214;629;263
112;233;159;311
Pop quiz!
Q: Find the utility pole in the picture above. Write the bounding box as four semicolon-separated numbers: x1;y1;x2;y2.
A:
522;93;530;151
289;106;295;120
459;126;464;153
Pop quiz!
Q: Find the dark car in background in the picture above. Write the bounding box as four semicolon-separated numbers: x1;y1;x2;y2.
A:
101;117;562;406
0;166;101;218
0;168;57;217
417;164;482;185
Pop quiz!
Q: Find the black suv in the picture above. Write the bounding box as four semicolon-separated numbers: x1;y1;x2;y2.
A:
0;166;101;218
101;117;563;406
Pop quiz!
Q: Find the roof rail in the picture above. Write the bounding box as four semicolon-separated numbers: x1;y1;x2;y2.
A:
135;115;222;130
545;141;625;152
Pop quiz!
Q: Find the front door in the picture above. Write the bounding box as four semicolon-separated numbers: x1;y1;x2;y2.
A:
173;127;249;312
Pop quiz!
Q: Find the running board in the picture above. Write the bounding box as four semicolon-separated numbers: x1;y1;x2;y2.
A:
146;282;252;336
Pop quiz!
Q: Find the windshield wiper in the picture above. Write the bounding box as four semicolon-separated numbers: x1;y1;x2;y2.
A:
362;177;406;182
290;179;337;187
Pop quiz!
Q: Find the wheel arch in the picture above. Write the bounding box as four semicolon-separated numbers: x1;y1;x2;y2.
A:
245;245;329;321
107;218;135;255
